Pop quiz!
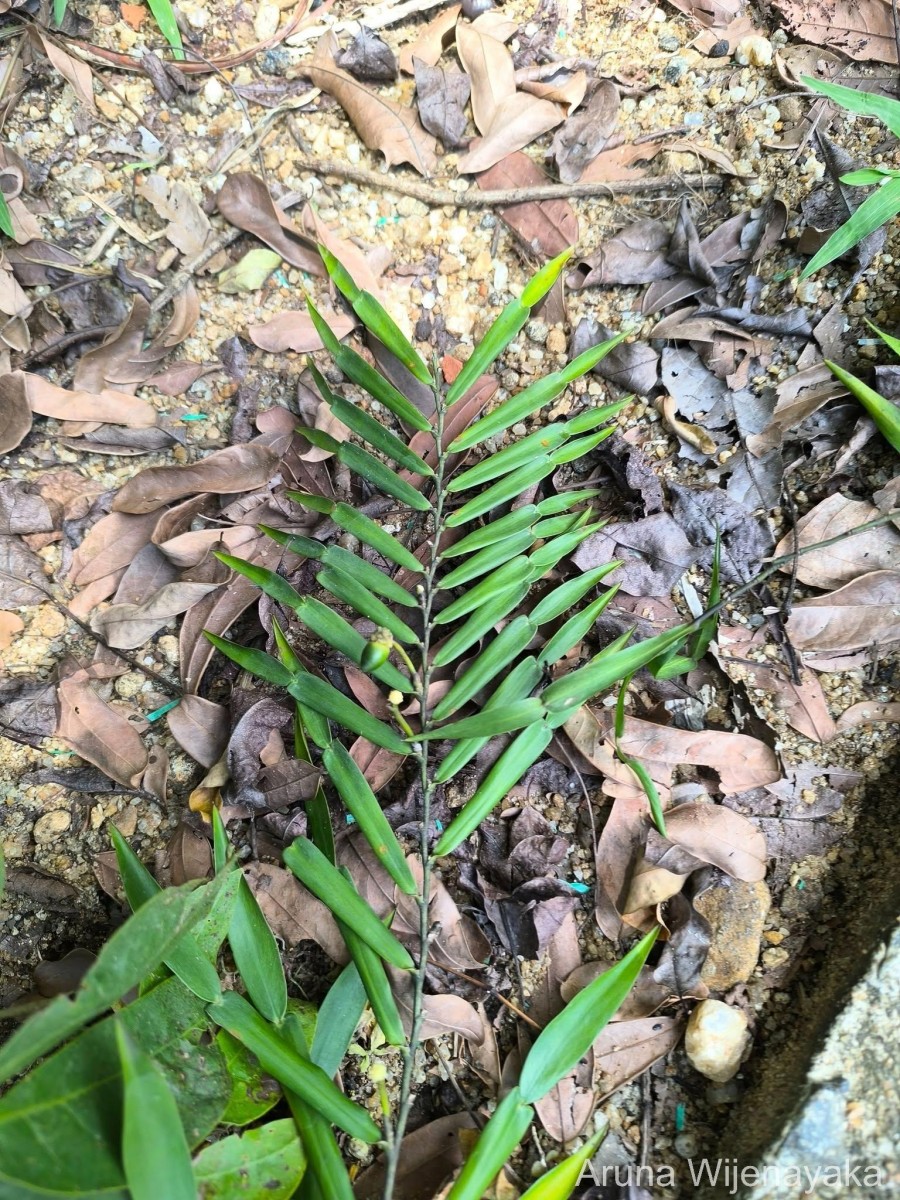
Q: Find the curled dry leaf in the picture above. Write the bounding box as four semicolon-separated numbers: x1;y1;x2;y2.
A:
775;494;900;589
533;1071;594;1142
216;173;322;273
662;801;768;882
57;670;148;788
248;309;356;353
350;736;405;791
308;32;437;175
835;700;900;734
399;5;461;73
457;93;565;174
112;439;283;514
455;20;515;134
772;0;898;64
91;580;219;649
388;965;486;1044
785;569;900;663
30;28;96;110
551;78;620;183
167;821;212;885
0;373;32;452
167;694;229;768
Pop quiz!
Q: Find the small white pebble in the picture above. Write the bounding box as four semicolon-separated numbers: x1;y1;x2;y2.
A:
203;77;224;106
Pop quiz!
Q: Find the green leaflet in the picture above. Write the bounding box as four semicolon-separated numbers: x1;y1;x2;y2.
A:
192;1120;306;1200
326;393;434;475
537;589;621;667
518;928;659;1102
518;1124;608;1199
217;1030;282;1126
319;245;433;385
259;525;418;608
322;742;417;895
433;657;543;784
530;563;619;625
205;633;293;688
283;837;414;970
801;75;900;139
147;0;184;59
439;505;540;557
436;556;532;623
208;992;381;1144
285;492;422;573
527;520;602;572
295;427;432;512
336;870;405;1046
445;1088;534;1200
211;809;288;1024
306;296;431;431
286;673;409;754
0;193;14;241
432;721;554;855
446;249;572;407
109;826;224;1004
272;625;333;759
431;615;535;719
801;175;900;278
445;457;558;526
216;555;410;691
826;357;900;453
431;582;530;668
450;338;627;451
418;698;546;741
447;423;572;491
116;1022;196;1200
439;528;538;588
0;873;234;1086
309;962;367;1078
316;566;418;644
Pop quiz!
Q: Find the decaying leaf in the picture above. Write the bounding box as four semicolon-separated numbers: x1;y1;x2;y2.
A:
136;175;214;259
0;535;47;606
775;494;900;589
243;860;347;963
353;1112;476;1200
457;92;564;174
594;1015;682;1099
551;79;620;183
248;309;356;352
772;0;898;64
56;669;148;788
216;174;322;273
308;32;437;175
112;438;283;514
167;695;229;768
91;580;218;649
0;372;32;452
572;513;696;596
336;25;398;81
413;58;471;148
168;822;212;885
662;801;768;882
785;569;900;665
476;151;577;261
455;20;515;134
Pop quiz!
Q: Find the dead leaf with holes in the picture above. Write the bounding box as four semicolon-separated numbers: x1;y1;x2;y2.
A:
308;32;437;175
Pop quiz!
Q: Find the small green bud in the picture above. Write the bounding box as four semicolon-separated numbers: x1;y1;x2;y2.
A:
360;637;392;671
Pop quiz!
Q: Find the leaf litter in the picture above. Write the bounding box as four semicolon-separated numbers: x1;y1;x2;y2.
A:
3;0;900;1191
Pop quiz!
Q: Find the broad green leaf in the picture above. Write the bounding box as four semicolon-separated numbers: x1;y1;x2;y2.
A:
801;175;900;278
431;582;530;668
519;1124;608;1199
310;961;367;1078
440;528;538;588
283;837;414;969
826;357;900;452
432;657;543;783
0;874;232;1085
436;556;532;623
841;168;900;185
204;633;293;688
192;1119;305;1200
109;827;224;1004
283;1017;356;1200
287;674;409;754
518;928;659;1102
323;742;416;894
306;297;431;431
431;615;535;719
447;423;572;491
317;566;418;644
336;871;405;1046
537;589;621;666
220;557;410;691
319;245;433;385
433;721;553;855
446;1088;534;1200
802;75;900;138
209;991;381;1143
217;1030;282;1125
272;625;334;756
450;340;626;451
540;623;691;712
116;1022;196;1200
147;0;184;58
530;563;619;624
439;505;540;557
419;698;545;741
444;456;557;526
297;427;432;511
217;247;281;293
286;492;422;572
212;810;287;1024
327;392;434;475
0;978;229;1198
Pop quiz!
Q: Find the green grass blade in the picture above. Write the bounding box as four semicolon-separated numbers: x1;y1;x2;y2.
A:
518;928;660;1103
283;838;413;969
869;318;900;359
432;721;553;855
323;742;416;895
826;357;900;452
518;1124;608;1199
0;191;14;240
801;175;900;278
287;674;409;754
146;0;184;59
450;338;626;452
446;1088;534;1200
319;245;433;385
801;75;900;139
431;582;530;668
204;632;293;688
209;991;381;1143
433;657;543;784
328;393;434;475
116;1022;195;1200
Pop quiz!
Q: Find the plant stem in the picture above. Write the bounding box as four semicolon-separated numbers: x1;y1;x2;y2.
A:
381;369;447;1199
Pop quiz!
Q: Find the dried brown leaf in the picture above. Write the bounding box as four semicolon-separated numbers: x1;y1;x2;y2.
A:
112;439;282;514
57;670;148;788
0;372;32;452
551;79;619;183
0;535;46;606
167;821;212;885
23;372;157;427
775;494;900;589
772;0;898;64
785;569;900;661
457;92;564;174
413;58;471;148
455;20;515;134
835;700;900;734
216;173;322;272
91;580;218;648
593;1015;682;1099
243;860;347;963
398;5;461;73
662;801;768;882
533;1073;594;1142
180;575;259;693
30;28;96;109
68;512;162;588
349;736;405;791
248;309;356;352
476;151;577;259
353;1113;476;1200
136;174;214;259
167;695;229;768
309;33;437;175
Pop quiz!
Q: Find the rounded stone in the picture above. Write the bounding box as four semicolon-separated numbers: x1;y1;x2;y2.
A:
685;999;751;1083
33;810;72;843
695;877;771;990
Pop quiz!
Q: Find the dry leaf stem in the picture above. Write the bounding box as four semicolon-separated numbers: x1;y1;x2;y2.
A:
285;149;727;206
